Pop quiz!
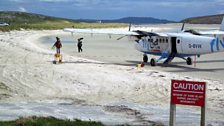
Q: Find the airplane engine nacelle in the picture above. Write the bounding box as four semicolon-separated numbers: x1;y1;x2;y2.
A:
128;36;139;42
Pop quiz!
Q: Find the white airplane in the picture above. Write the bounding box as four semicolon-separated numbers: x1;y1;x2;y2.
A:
0;22;9;26
63;18;224;66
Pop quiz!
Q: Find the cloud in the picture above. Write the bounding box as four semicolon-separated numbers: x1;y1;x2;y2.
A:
39;0;72;2
18;7;27;12
0;0;223;21
8;0;25;3
219;10;224;14
215;0;224;5
9;0;23;2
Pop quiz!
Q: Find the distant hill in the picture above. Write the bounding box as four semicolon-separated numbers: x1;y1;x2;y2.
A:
0;11;174;26
0;11;78;24
0;11;126;31
78;17;175;24
181;14;224;24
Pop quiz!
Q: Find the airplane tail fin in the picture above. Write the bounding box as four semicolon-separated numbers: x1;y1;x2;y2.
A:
220;16;224;31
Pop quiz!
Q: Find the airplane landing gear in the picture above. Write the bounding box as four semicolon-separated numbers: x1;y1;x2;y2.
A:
186;57;192;65
142;54;157;66
143;54;148;63
150;58;157;66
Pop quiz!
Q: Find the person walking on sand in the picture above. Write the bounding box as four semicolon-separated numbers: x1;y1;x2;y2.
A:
77;38;83;53
52;37;62;54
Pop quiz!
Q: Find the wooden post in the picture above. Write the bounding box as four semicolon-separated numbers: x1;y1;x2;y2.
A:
201;82;207;126
169;103;176;126
201;106;206;126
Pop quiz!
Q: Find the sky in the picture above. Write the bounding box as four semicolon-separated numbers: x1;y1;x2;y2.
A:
0;0;224;21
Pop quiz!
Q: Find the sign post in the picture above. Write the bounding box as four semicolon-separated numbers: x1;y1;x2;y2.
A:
169;103;176;126
170;80;206;126
201;105;206;126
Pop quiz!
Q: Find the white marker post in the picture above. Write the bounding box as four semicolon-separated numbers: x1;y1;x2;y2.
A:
169;80;206;126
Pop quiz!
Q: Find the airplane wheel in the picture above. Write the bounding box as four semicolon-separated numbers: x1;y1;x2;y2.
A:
53;60;57;64
186;57;192;65
143;54;148;63
150;58;156;66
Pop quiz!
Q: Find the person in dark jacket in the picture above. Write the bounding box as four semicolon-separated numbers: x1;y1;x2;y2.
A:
52;37;62;54
77;38;83;53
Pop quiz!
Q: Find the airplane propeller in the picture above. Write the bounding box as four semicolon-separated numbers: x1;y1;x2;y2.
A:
117;35;128;40
117;23;132;40
180;23;201;35
128;23;132;31
181;23;185;31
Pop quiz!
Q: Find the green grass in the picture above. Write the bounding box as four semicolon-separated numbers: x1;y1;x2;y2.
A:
0;116;104;126
0;11;127;31
0;116;165;126
0;21;127;32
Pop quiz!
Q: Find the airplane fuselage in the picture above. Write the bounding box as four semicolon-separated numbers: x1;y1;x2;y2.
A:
134;33;224;57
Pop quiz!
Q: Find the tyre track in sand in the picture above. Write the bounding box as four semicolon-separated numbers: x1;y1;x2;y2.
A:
0;31;62;100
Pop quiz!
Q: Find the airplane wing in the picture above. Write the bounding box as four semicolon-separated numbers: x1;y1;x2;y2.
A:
63;28;168;37
198;30;224;35
63;28;139;35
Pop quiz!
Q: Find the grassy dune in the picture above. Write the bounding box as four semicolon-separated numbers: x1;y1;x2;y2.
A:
0;116;164;126
0;116;104;126
0;11;127;31
0;21;127;32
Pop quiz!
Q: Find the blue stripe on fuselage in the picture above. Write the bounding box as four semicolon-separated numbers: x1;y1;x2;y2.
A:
210;39;215;52
143;51;194;58
210;37;224;52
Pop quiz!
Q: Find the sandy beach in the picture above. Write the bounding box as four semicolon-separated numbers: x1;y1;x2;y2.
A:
0;29;224;125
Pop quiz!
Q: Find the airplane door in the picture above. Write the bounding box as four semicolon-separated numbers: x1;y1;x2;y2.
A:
171;37;177;53
176;37;183;53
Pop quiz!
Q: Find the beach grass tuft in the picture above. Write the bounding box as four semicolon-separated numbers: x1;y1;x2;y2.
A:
0;116;104;126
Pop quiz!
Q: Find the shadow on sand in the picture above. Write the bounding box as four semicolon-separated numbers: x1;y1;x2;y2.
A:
50;58;224;73
125;60;224;73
